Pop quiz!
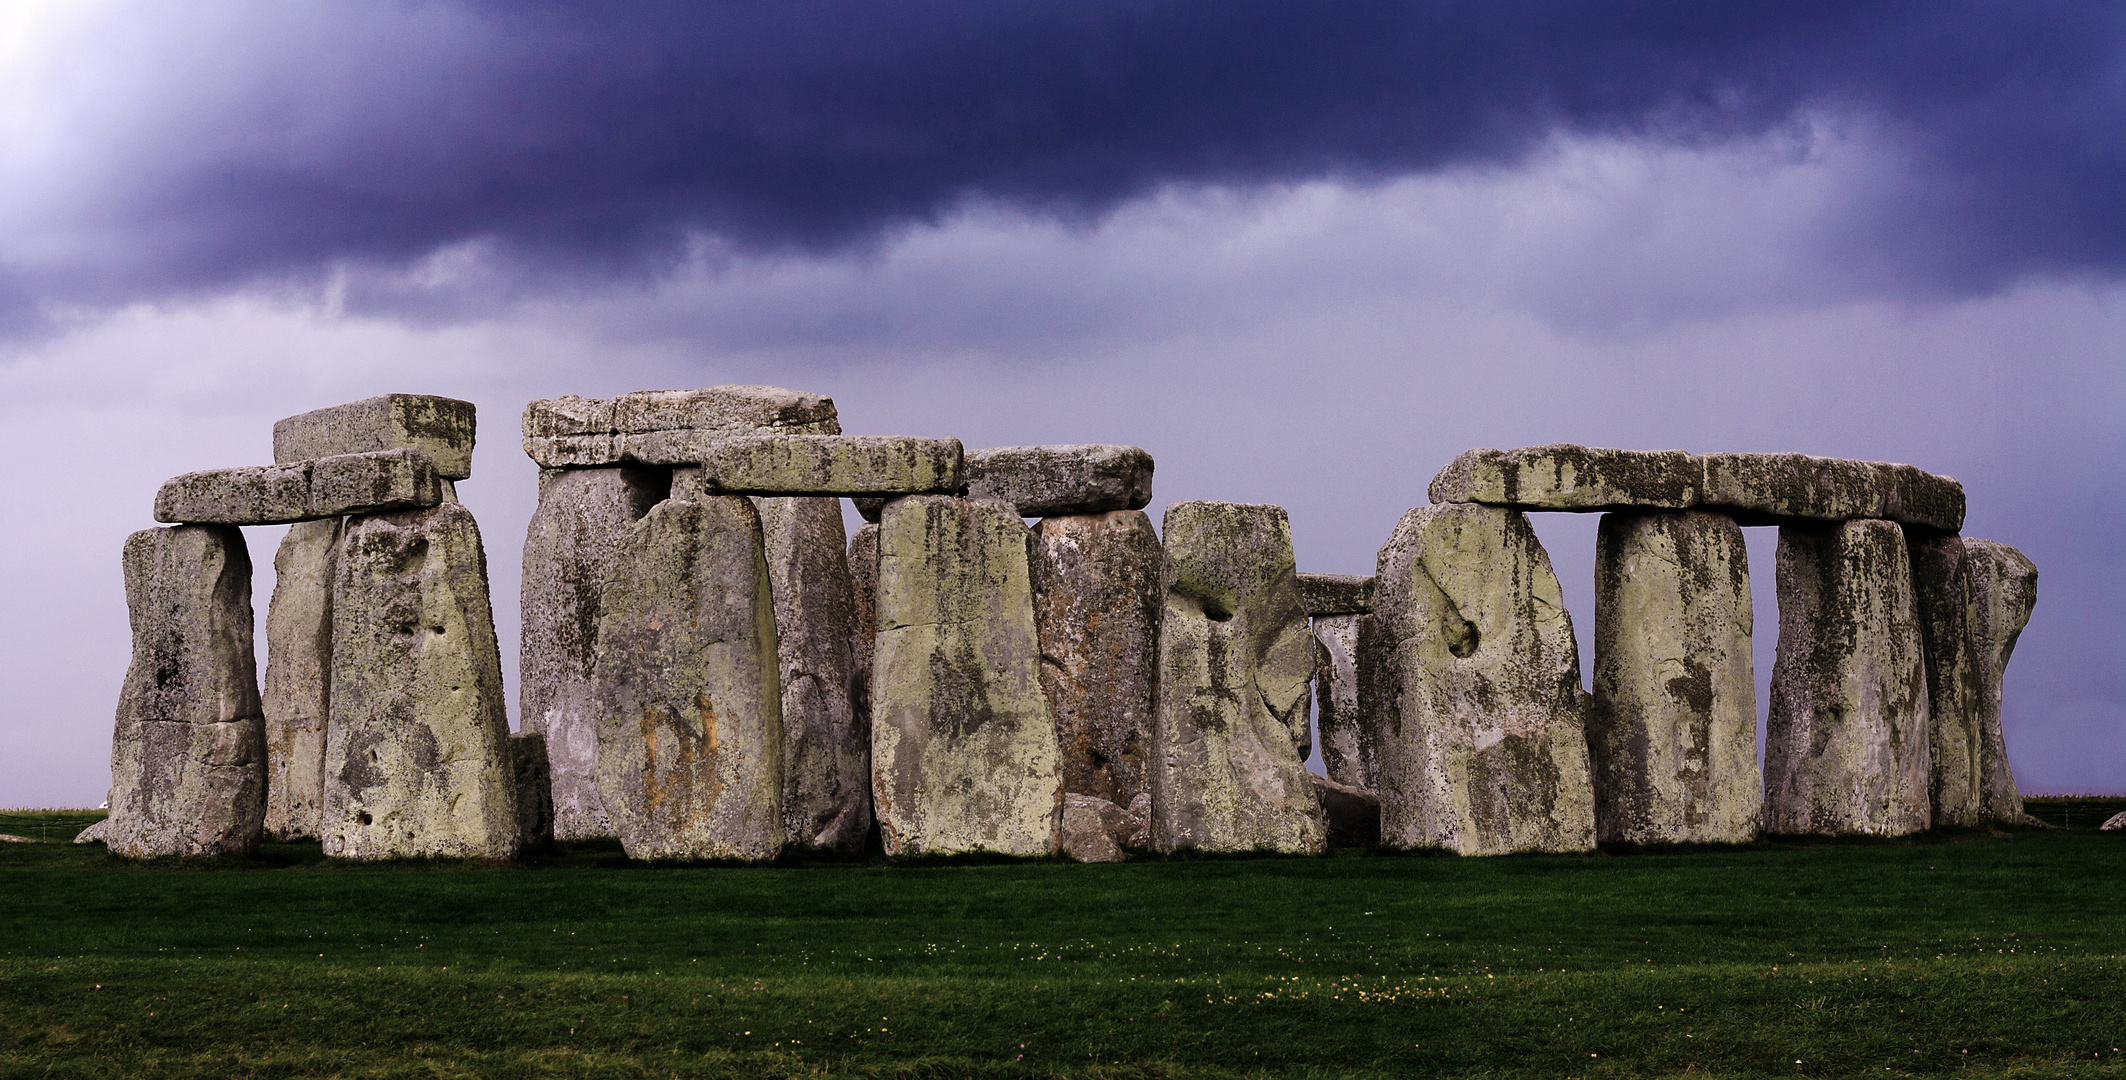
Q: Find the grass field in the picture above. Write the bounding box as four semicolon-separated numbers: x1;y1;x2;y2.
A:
2;807;2121;1079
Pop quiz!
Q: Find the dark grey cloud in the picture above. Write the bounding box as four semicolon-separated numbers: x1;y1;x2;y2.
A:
4;0;2120;329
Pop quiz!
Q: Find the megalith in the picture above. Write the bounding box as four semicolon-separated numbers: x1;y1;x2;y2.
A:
848;521;880;708
872;496;1060;856
591;495;785;861
754;495;870;852
1311;614;1371;789
261;517;341;840
106;525;267;857
1588;510;1760;844
1765;519;1930;836
1965;540;2038;822
1031;510;1162;808
321;502;522;859
1360;503;1596;855
1151;501;1325;854
1912;535;2037;826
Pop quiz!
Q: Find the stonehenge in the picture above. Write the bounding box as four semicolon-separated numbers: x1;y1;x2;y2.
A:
109;391;2041;862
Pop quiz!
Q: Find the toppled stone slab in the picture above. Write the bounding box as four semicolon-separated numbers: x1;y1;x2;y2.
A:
700;435;963;497
155;449;442;525
0;833;36;843
261;518;342;841
1311;613;1374;790
1765;519;1931;837
591;496;786;861
965;444;1155;517
106;525;267;858
1427;444;1964;531
872;496;1060;856
1058;792;1145;863
321;502;522;860
276;394;476;480
1308;772;1382;848
1588;511;1761;845
72;819;109;844
2103;811;2126;831
1152;501;1325;854
511;732;555;854
755;496;871;852
1032;511;1162;808
1361;503;1597;855
522;386;840;467
1297;573;1374;616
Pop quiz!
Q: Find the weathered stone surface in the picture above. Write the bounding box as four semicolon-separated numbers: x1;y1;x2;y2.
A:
701;435;963;496
262;518;341;841
591;496;785;861
1297;573;1374;616
964;444;1155;517
72;819;109;844
518;466;670;839
1588;511;1760;845
1911;534;1982;827
1700;454;1964;532
1360;503;1596;855
1765;519;1931;836
1965;539;2038;823
1311;613;1374;790
321;502;522;859
1151;501;1325;854
155;449;442;525
848;522;880;709
2103;811;2126;831
276;394;477;480
522;386;840;467
1059;792;1143;863
1307;772;1382;848
105;525;267;858
853;496;888;522
511;733;555;854
872;496;1060;855
1430;445;1702;512
1031;511;1162;807
754;496;871;852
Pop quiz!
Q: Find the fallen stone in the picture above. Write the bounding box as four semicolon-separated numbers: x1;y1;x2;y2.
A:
964;444;1155;518
275;394;477;480
1588;511;1761;845
105;525;267;858
1031;511;1162;808
321;502;522;859
1307;772;1382;848
1765;519;1931;836
2102;811;2126;831
518;466;671;839
522;386;840;467
1297;573;1374;616
754;496;871;852
700;435;963;496
1311;613;1374;790
872;496;1060;856
1360;503;1596;855
72;819;109;844
1151;501;1325;854
0;833;35;843
591;496;785;861
1059;793;1141;863
1964;539;2038;824
511;732;555;854
155;449;442;525
261;518;342;841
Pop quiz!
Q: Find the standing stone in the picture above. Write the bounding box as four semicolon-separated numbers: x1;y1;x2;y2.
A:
1588;511;1760;845
1765;519;1931;836
1361;503;1596;855
1151;501;1325;854
1912;535;2037;826
321;502;521;859
106;526;267;857
261;518;341;840
1311;613;1373;790
754;496;870;851
873;496;1061;855
848;521;881;712
519;466;670;839
511;732;556;854
591;496;785;861
1966;540;2038;822
1031;511;1162;807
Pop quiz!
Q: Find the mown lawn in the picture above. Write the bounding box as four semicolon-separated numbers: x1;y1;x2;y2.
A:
1;810;2121;1079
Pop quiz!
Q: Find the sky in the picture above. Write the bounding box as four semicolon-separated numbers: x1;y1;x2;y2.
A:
1;0;2120;807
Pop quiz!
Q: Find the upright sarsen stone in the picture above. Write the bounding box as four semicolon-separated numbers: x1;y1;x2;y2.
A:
1311;613;1373;790
591;496;785;861
1152;501;1325;854
1361;504;1596;855
1765;519;1930;836
1031;511;1162;807
1588;511;1760;844
322;503;521;859
106;526;266;857
873;496;1060;855
1965;540;2037;823
1914;536;2038;826
848;521;880;707
262;518;342;840
754;496;870;852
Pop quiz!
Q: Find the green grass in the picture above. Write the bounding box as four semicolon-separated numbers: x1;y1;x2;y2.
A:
2;822;2122;1079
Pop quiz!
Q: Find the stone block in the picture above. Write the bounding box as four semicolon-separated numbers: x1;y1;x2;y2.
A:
321;502;522;859
522;386;840;467
700;435;963;496
591;496;785;861
853;496;888;522
1965;539;2038;823
261;518;341;841
275;394;476;480
1429;445;1701;511
1059;792;1142;863
848;522;880;709
1032;511;1162;808
1765;519;1931;836
1910;534;1981;828
1297;573;1374;616
872;496;1060;856
1588;511;1761;845
964;444;1155;517
1360;503;1596;855
1151;501;1325;854
155;449;442;525
105;525;267;857
754;496;871;852
1311;613;1374;790
511;732;555;854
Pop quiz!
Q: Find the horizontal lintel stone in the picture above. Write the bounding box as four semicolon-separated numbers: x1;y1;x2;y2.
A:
1296;573;1374;616
964;444;1154;518
274;394;476;480
700;435;963;497
521;386;840;467
155;449;442;525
